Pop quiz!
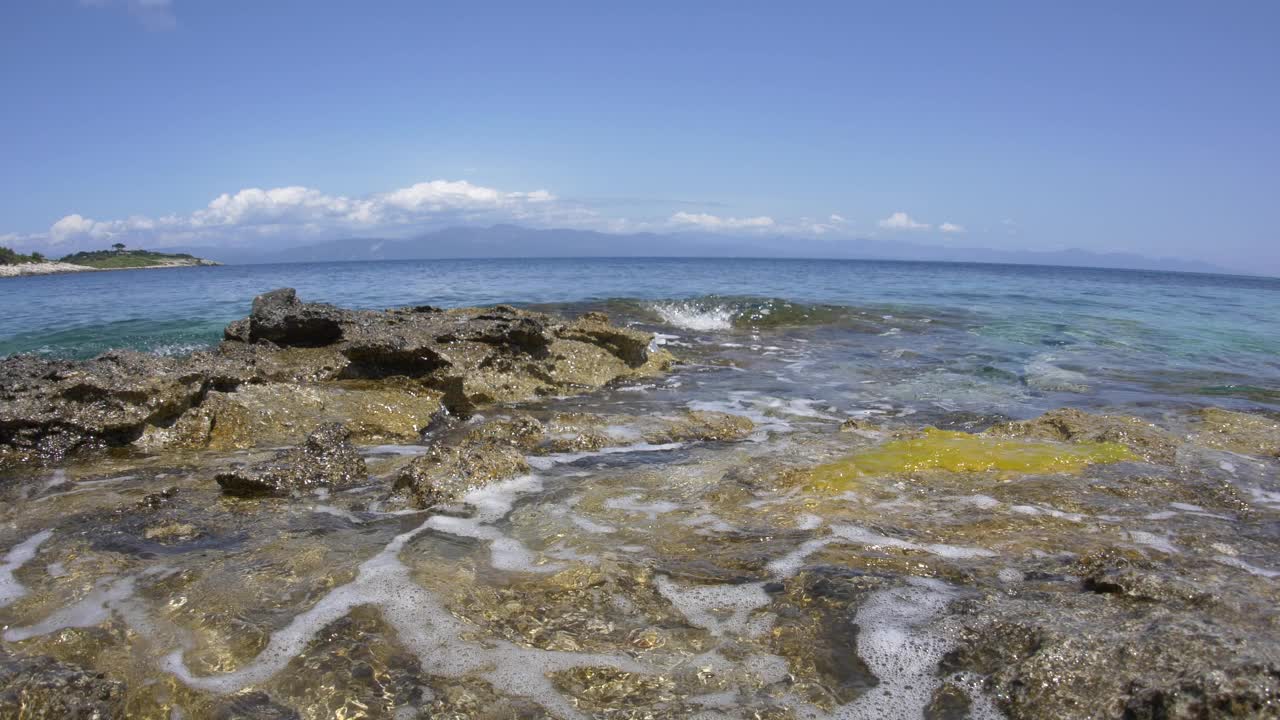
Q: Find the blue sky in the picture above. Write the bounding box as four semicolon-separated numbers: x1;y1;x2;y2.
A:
2;1;1277;273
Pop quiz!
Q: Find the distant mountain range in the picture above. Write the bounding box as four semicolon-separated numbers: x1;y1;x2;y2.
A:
175;224;1230;275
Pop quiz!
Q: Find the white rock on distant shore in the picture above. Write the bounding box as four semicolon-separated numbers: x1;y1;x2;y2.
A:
0;258;219;278
0;262;95;277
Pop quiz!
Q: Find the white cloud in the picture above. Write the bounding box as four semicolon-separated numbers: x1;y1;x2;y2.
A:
25;179;563;251
878;212;930;231
829;214;846;224
669;212;775;230
939;222;965;233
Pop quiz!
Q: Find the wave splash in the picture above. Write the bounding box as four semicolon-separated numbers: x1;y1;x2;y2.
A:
650;301;736;331
642;296;917;333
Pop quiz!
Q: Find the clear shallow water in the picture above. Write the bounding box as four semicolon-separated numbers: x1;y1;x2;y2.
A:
3;258;1278;412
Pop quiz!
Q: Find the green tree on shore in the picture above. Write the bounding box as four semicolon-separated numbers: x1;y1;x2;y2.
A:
0;246;41;265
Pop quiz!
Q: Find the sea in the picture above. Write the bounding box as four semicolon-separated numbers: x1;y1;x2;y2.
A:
2;257;1278;417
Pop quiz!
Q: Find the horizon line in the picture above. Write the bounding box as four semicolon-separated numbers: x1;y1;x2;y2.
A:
198;254;1279;282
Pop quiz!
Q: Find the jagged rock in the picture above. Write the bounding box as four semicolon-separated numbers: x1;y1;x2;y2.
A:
1194;408;1280;457
139;379;443;450
0;350;209;464
0;651;126;719
560;311;654;367
216;423;368;497
393;437;530;508
0;289;674;464
245;287;347;347
462;414;547;450
987;408;1179;464
530;410;756;454
645;410;756;444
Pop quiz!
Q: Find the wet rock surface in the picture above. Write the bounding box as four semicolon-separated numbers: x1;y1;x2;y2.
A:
0;650;126;719
987;407;1180;463
0;289;673;467
215;422;367;497
1195;408;1280;458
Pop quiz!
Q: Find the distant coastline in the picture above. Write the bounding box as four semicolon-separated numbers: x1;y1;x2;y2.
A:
159;224;1240;277
0;247;219;278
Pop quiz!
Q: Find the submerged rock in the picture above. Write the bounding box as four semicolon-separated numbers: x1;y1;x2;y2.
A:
943;582;1280;720
987;407;1180;464
0;651;126;719
216;423;368;497
1194;408;1280;458
209;690;301;720
644;410;756;444
809;428;1134;488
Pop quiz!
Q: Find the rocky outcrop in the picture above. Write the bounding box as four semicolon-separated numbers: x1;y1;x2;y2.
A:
216;423;368;497
0;350;211;465
0;651;126;719
0;289;674;466
1194;408;1280;458
987;407;1180;464
536;410;756;454
393;439;531;509
138;379;444;450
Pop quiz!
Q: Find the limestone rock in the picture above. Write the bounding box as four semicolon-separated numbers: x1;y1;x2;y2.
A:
1194;408;1280;457
216;423;368;497
987;408;1179;464
0;288;675;464
393;439;529;509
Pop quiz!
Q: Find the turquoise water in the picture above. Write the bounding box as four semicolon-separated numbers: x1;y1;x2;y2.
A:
3;258;1279;413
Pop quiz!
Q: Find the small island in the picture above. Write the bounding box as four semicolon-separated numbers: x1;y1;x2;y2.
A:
0;242;218;277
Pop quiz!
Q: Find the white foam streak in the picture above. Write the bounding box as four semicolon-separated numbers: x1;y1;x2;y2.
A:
163;501;644;718
4;576;136;642
830;578;957;719
766;524;995;577
526;442;685;470
655;577;772;637
0;529;54;608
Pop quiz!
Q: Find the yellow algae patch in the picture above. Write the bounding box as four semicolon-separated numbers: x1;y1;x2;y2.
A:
810;429;1134;488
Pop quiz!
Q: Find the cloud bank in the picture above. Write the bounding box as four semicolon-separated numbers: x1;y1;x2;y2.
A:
3;178;986;255
669;212;776;230
20;180;562;252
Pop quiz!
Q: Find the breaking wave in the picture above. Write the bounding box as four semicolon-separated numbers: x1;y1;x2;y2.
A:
650;301;736;331
635;296;935;333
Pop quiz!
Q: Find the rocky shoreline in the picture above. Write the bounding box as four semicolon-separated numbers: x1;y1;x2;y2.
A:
0;288;673;469
0;258;219;278
1;289;1279;719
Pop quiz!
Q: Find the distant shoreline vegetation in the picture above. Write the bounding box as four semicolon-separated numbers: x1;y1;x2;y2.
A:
0;244;217;275
57;248;202;268
0;246;47;265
